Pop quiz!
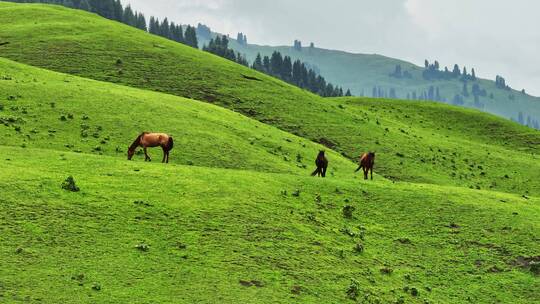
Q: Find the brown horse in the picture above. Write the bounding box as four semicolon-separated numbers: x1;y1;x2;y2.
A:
355;152;375;180
311;150;328;177
128;132;174;163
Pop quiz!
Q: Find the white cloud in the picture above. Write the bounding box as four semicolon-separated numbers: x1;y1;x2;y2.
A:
403;0;540;93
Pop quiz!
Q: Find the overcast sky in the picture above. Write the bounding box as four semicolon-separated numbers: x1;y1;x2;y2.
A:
125;0;540;96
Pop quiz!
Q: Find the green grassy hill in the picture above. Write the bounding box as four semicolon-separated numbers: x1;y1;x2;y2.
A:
0;2;538;196
0;57;356;176
218;36;540;126
0;3;539;303
2;145;539;303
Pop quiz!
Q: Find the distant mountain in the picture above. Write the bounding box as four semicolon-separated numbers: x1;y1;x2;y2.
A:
197;33;540;129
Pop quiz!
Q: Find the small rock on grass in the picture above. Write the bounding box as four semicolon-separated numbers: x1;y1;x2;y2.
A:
239;280;264;287
135;243;150;252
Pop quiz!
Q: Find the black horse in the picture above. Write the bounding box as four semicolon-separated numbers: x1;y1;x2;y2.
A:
311;150;328;177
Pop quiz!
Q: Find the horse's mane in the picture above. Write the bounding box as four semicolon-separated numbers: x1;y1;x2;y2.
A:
129;133;145;151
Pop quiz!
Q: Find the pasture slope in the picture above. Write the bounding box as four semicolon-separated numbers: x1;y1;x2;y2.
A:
0;2;539;304
0;57;356;176
1;2;539;196
1;146;539;303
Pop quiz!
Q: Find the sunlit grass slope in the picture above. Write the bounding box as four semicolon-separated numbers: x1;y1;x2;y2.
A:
1;3;539;195
326;96;540;196
1;145;538;303
0;57;356;176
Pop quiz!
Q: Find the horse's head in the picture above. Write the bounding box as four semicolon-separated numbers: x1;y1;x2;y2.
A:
369;152;376;158
127;148;135;160
318;150;325;157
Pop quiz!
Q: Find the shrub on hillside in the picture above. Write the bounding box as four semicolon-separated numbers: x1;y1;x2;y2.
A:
531;261;540;275
346;279;361;300
342;205;355;218
61;176;80;192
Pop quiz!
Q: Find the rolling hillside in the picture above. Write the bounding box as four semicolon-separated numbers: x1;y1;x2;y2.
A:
1;145;539;303
0;2;538;196
0;57;356;176
0;2;539;303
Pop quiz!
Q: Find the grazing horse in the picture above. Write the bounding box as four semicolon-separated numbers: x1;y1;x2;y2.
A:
311;150;328;177
128;132;174;163
355;152;375;180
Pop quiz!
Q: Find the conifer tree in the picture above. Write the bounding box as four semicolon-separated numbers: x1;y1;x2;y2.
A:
518;112;524;124
77;0;91;10
262;56;271;73
428;86;435;100
149;16;158;34
270;51;283;77
135;13;146;30
112;0;123;21
462;82;469;97
252;53;264;71
122;5;135;26
160;18;170;38
184;25;199;48
292;60;303;86
452;64;460;77
282;56;293;81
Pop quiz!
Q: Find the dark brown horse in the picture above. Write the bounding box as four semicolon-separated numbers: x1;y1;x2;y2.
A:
311;150;328;177
355;152;375;180
128;132;174;163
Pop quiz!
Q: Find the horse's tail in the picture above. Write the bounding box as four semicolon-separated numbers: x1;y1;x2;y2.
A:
311;168;319;176
167;136;174;151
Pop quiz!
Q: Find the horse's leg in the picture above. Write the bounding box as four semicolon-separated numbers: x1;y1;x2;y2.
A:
144;147;151;161
166;150;169;163
370;166;373;180
161;147;166;163
322;166;327;178
364;168;368;180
